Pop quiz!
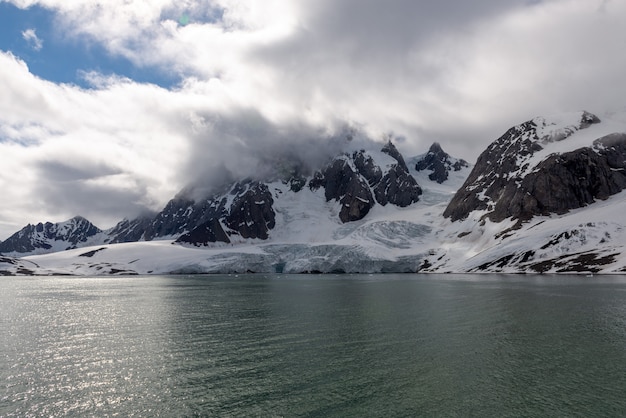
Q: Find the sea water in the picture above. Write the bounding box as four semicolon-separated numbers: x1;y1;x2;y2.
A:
1;274;626;416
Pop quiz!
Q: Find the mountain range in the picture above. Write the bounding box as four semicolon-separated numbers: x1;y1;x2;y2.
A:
2;110;626;275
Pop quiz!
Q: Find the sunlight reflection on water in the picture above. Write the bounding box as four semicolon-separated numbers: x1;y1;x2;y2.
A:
1;274;626;416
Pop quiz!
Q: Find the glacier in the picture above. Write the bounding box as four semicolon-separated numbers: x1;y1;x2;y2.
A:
10;160;463;275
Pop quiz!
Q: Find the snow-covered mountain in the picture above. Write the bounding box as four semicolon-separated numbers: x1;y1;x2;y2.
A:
1;141;426;254
0;216;105;257
0;141;469;275
426;110;626;273
3;110;626;275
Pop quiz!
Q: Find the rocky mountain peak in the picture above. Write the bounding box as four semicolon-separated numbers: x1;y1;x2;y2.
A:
381;140;407;169
0;216;102;256
442;111;626;224
106;213;156;244
415;142;469;183
309;143;422;223
309;155;376;223
429;142;444;154
176;179;276;246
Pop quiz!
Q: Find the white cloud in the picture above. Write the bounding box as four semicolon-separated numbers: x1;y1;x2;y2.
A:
0;51;357;237
1;0;626;238
21;28;43;50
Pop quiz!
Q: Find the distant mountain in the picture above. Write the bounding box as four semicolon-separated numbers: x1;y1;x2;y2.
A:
175;180;277;246
0;216;103;257
166;141;423;246
415;142;469;184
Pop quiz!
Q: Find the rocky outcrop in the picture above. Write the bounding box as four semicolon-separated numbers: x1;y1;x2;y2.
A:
415;142;469;183
309;156;375;223
309;141;422;223
443;111;624;223
375;142;422;206
176;180;276;245
141;196;201;240
381;140;408;169
177;218;230;245
0;256;41;275
494;133;626;221
374;164;421;207
0;216;102;255
106;214;155;244
224;181;276;239
275;159;308;192
353;151;383;186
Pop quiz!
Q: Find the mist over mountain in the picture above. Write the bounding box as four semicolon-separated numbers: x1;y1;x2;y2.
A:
3;110;626;275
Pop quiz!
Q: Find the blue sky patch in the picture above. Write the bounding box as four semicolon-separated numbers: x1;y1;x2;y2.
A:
0;2;179;88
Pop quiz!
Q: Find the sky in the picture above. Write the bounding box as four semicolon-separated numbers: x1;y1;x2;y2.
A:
0;0;625;239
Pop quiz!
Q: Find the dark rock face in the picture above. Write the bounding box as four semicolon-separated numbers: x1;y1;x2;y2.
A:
376;142;422;206
381;141;408;169
443;111;626;223
443;119;542;221
310;156;375;223
415;142;469;183
177;218;230;245
496;133;626;221
287;175;307;193
309;142;421;223
337;176;375;223
353;151;383;186
0;216;102;254
374;164;422;207
176;180;276;245
142;196;201;240
106;215;155;244
224;181;276;239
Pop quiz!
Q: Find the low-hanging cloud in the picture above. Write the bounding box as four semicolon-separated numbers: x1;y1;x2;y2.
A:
174;105;382;201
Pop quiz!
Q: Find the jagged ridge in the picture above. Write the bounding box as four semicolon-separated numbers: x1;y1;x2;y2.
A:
0;216;102;256
1;141;428;255
442;111;617;223
415;142;469;184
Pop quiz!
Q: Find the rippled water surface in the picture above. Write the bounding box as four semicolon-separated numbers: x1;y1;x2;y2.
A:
2;274;626;416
